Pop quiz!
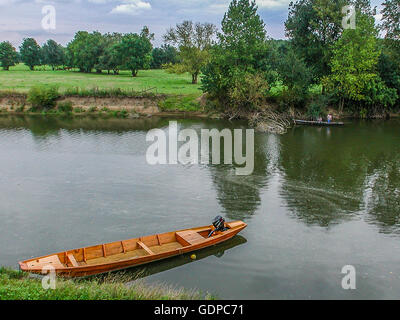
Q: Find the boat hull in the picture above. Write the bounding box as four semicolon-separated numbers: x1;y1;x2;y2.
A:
19;221;247;278
294;120;344;126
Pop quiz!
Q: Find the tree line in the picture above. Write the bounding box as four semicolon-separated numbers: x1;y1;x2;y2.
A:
0;0;399;118
0;27;179;76
200;0;400;118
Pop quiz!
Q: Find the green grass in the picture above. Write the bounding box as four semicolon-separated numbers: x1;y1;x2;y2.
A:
158;94;202;112
0;64;202;96
0;267;214;300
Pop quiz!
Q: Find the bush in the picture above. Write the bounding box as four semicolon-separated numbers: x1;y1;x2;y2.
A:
27;86;59;111
57;100;73;113
73;107;84;113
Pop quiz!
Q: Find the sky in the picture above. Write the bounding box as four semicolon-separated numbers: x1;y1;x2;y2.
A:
0;0;385;48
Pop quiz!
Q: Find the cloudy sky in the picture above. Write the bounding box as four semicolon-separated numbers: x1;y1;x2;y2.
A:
0;0;385;48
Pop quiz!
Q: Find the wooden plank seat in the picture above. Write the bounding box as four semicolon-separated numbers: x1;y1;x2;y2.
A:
67;253;79;267
137;241;155;255
176;231;205;245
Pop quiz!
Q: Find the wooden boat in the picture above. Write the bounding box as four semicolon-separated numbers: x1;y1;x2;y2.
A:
294;119;344;126
19;220;247;278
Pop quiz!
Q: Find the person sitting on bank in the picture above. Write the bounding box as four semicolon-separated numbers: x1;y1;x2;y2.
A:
327;114;333;123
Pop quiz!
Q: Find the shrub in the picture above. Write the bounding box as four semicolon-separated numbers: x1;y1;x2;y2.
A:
27;86;59;111
73;107;84;113
57;101;73;113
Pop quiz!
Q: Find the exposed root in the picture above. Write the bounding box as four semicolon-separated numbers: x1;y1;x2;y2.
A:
248;109;293;134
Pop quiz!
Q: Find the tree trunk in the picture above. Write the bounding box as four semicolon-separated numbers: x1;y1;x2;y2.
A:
30;66;34;71
132;70;138;77
192;73;198;84
339;97;344;114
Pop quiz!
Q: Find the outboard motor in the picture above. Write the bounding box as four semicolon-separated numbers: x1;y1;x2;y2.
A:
208;216;228;238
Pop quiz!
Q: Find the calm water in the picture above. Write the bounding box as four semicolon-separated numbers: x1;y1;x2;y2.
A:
0;115;400;299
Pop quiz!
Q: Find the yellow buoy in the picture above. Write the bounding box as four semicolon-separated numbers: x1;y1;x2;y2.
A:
190;254;197;260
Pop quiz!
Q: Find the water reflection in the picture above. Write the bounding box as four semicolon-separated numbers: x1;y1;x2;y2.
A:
279;121;400;229
208;132;272;221
0;114;168;135
94;235;247;282
364;154;400;234
0;115;399;233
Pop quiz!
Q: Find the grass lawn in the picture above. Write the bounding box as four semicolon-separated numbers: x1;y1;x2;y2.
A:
0;267;213;300
0;64;203;96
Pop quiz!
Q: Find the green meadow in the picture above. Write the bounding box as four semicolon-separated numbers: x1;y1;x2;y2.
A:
0;64;202;96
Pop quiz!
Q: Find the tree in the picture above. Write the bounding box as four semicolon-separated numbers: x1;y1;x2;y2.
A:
201;0;268;110
41;39;66;70
151;45;179;69
164;20;216;84
278;47;313;108
0;41;18;70
378;52;400;99
95;33;123;74
66;31;105;73
218;0;266;65
285;0;346;80
19;38;41;70
96;45;122;75
325;12;396;113
381;0;400;63
115;29;153;77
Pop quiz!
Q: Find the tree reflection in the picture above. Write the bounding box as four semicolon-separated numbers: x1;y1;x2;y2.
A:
279;122;400;230
364;153;400;233
278;126;366;227
208;131;273;221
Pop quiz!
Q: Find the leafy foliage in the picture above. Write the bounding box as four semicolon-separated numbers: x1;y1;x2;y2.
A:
19;38;41;70
164;20;216;84
27;86;59;111
285;0;346;80
201;0;268;111
151;45;179;69
115;30;153;77
41;39;66;70
0;41;18;70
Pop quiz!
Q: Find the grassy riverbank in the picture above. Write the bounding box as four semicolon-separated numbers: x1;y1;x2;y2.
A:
0;64;207;115
0;64;202;96
0;267;213;300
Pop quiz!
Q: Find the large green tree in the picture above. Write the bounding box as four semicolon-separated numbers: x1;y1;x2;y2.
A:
19;38;41;70
115;29;153;77
67;31;105;73
326;12;397;113
0;41;18;70
95;33;123;74
381;0;400;63
201;0;268;110
164;20;216;84
285;0;346;80
41;39;66;70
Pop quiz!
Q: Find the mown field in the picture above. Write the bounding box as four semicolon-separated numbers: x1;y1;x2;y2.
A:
0;64;202;96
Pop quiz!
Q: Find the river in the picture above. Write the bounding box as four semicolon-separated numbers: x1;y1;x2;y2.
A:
0;115;399;299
